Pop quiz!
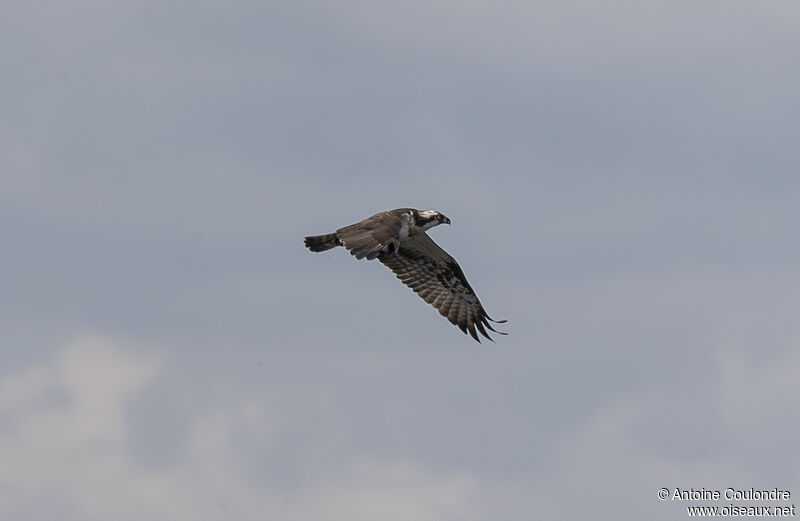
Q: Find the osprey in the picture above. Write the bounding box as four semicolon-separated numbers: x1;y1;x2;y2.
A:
304;208;507;342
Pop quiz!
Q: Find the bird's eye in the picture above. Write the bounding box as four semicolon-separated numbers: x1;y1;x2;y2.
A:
436;215;442;220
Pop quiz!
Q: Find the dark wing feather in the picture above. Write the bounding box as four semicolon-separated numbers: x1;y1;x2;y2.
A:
336;210;409;260
378;234;506;342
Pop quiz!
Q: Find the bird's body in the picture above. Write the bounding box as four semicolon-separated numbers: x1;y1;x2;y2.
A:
304;208;506;342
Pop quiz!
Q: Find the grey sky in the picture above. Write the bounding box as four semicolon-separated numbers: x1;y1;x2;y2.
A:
2;1;799;520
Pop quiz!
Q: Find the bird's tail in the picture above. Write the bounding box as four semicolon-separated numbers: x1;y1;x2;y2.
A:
304;233;341;252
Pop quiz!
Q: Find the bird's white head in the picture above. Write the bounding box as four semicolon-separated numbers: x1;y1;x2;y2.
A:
415;209;451;231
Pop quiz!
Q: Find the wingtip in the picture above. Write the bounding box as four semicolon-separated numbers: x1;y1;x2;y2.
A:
476;321;494;343
468;325;480;343
483;319;505;333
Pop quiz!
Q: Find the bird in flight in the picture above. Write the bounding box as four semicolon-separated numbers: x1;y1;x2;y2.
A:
304;208;506;342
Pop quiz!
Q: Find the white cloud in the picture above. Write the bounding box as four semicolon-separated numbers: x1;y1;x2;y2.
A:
0;334;480;521
0;335;162;519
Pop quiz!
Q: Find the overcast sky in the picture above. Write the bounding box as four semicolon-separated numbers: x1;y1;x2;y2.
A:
2;1;799;520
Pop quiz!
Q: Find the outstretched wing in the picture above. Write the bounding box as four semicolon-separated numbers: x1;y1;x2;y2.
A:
337;210;409;260
378;233;507;342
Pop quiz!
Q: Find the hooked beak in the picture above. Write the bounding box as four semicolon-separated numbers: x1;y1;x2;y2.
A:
442;215;451;225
